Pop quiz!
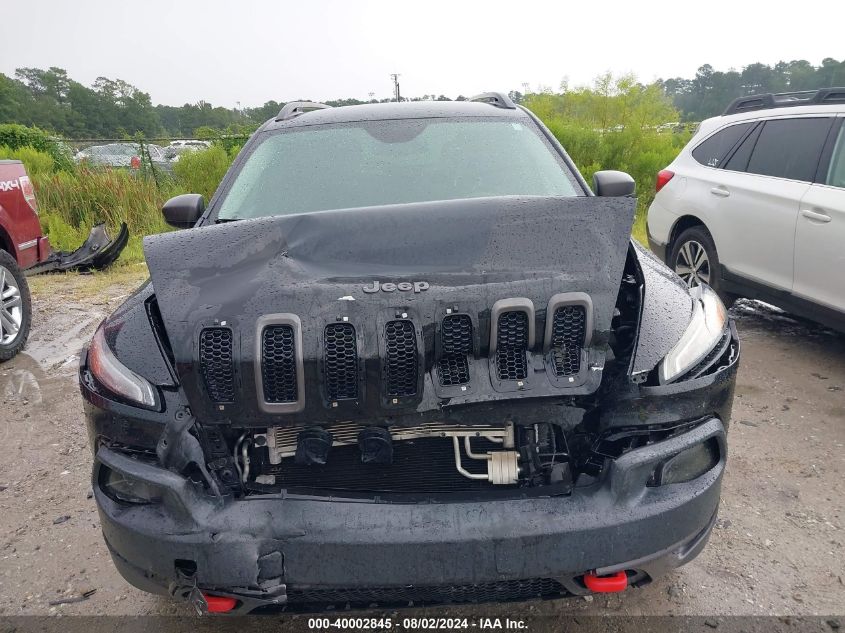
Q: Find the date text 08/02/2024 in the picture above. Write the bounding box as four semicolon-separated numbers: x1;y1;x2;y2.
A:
307;617;528;630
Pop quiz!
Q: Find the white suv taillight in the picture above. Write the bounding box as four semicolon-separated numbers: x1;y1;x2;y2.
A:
18;176;38;214
656;169;675;193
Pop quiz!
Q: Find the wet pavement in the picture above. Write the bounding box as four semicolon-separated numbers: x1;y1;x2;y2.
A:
0;273;843;617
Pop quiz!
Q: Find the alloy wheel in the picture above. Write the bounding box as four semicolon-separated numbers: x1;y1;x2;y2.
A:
674;240;711;287
0;264;24;345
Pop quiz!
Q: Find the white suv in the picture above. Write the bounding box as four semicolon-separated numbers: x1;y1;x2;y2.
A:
647;87;845;330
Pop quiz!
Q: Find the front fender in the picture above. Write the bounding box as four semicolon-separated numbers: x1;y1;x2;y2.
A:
102;281;177;387
629;241;694;377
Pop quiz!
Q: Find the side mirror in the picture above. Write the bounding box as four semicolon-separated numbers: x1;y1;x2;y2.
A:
593;170;636;197
162;193;205;229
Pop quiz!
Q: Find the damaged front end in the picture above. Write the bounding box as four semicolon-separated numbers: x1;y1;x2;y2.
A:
80;196;738;613
27;222;129;275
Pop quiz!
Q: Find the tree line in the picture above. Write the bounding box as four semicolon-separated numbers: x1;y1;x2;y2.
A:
0;58;842;139
660;58;845;121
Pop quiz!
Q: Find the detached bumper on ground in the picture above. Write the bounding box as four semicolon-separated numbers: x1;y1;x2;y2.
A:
25;222;129;275
94;417;726;614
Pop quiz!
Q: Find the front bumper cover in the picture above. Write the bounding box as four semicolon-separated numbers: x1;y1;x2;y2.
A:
94;417;726;613
25;222;128;275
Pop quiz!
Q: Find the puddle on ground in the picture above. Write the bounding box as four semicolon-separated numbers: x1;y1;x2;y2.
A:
1;351;52;421
2;360;44;404
24;305;105;372
1;301;106;410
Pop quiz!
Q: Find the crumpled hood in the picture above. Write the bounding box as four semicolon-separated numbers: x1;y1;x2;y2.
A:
143;195;636;425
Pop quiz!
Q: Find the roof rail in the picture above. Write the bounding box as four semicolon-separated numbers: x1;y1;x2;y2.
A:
275;101;332;121
723;87;845;116
469;92;517;109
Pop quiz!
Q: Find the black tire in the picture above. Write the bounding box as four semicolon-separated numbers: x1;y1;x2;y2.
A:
0;249;32;362
669;226;737;307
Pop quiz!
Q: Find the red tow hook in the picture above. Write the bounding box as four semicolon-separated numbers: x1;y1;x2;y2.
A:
583;570;628;593
202;593;238;613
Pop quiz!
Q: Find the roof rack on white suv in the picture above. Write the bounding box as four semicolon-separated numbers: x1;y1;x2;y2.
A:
723;87;845;116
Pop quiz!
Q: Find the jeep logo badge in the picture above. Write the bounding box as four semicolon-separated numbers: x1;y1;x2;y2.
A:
363;281;430;294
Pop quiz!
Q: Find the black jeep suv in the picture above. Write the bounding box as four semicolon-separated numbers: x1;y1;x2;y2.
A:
80;93;739;614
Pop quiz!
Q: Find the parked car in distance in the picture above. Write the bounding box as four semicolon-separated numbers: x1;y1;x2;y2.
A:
77;143;171;171
169;139;211;150
164;140;211;162
647;87;845;330
81;94;739;614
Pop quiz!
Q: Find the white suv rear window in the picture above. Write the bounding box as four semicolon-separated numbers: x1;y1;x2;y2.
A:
691;123;754;168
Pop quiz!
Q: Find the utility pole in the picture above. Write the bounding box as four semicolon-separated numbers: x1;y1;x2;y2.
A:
390;73;401;102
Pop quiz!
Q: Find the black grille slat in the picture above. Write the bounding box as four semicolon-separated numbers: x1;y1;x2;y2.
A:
441;314;473;355
324;323;358;401
261;325;298;403
286;578;566;606
199;327;235;403
438;314;472;386
437;355;470;386
384;320;418;397
550;305;586;377
495;311;529;381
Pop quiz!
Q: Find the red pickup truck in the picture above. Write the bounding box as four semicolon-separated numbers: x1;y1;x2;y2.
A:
0;160;43;360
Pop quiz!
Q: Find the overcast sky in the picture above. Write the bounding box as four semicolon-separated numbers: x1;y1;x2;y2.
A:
1;0;840;108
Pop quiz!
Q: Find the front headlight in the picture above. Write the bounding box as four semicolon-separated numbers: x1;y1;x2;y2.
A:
659;285;727;384
88;323;157;408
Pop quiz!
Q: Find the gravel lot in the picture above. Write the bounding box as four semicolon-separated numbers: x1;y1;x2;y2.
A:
1;270;843;618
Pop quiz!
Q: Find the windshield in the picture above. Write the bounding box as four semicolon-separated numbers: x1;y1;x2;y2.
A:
216;117;581;220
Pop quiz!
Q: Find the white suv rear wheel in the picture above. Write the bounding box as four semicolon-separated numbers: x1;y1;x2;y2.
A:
675;239;712;287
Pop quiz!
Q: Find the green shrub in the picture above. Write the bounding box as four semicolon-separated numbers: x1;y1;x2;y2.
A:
538;115;689;217
0;145;56;178
525;75;690;245
0;124;73;170
172;145;234;202
36;168;171;230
